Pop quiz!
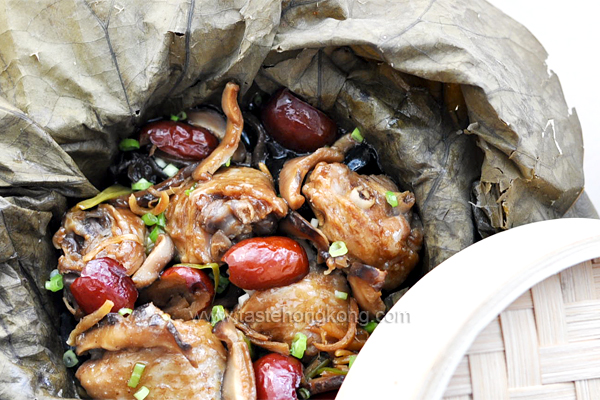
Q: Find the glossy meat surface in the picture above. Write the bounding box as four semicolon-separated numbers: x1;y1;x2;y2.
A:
53;204;146;275
166;167;288;264
76;319;226;400
232;271;350;357
303;162;423;289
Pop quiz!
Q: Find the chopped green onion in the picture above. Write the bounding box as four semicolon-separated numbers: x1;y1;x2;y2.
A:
141;213;158;226
348;355;357;369
298;388;311;399
63;350;78;368
243;335;254;359
315;367;348;376
216;274;229;294
149;226;163;243
223;157;231;168
385;191;398;207
328;241;348;257
45;272;63;292
170;111;187;122
176;263;220;293
133;386;150;400
76;185;132;210
305;357;331;379
363;321;378;334
49;269;60;279
163;164;179;177
154;157;167;168
132;178;153;191
128;363;146;388
118;308;133;316
351;127;364;143
310;218;319;228
291;332;308;359
211;305;226;326
119;138;140;151
156;212;166;229
185;183;197;196
335;290;348;300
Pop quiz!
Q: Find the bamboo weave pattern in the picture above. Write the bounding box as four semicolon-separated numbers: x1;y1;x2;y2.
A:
443;259;600;400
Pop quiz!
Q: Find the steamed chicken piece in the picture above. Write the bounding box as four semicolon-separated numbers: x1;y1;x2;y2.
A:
76;318;226;400
303;162;423;290
166;167;288;264
232;271;352;357
52;204;146;275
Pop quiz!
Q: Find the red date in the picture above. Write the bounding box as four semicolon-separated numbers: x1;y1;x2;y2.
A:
261;89;337;153
223;237;309;290
254;353;303;400
70;258;138;314
140;120;218;160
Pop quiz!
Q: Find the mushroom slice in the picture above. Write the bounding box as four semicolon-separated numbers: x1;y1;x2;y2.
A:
73;303;200;367
279;147;345;210
187;108;227;140
132;233;175;288
213;318;257;400
346;263;387;318
141;265;215;320
193;82;243;181
279;211;329;254
305;375;346;396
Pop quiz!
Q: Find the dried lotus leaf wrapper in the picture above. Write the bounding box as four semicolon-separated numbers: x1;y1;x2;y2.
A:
0;0;594;398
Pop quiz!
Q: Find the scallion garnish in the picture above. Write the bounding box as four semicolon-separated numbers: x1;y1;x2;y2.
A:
156;212;166;229
185;183;197;196
63;350;78;368
170;111;187;122
119;138;140;151
335;290;348;300
310;218;319;228
141;213;158;226
223;157;231;167
348;355;357;369
118;308;133;316
45;271;63;292
149;226;163;243
298;388;311;399
154;157;167;168
128;363;146;388
290;332;308;359
133;386;150;400
315;367;348;376
351;127;363;143
363;321;378;334
163;164;179;177
385;191;398;207
328;241;348;257
75;185;132;210
211;305;226;326
132;178;153;191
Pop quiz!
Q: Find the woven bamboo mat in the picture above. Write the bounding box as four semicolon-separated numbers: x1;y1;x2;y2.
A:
443;258;600;400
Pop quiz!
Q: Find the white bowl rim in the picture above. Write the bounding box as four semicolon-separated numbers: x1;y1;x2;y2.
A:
337;218;600;400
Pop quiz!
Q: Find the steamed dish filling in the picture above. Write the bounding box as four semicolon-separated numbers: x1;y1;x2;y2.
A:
51;82;423;399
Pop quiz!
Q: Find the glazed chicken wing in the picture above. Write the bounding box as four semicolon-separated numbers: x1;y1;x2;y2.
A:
232;271;353;357
166;167;288;264
52;204;146;275
75;305;226;400
303;162;423;289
